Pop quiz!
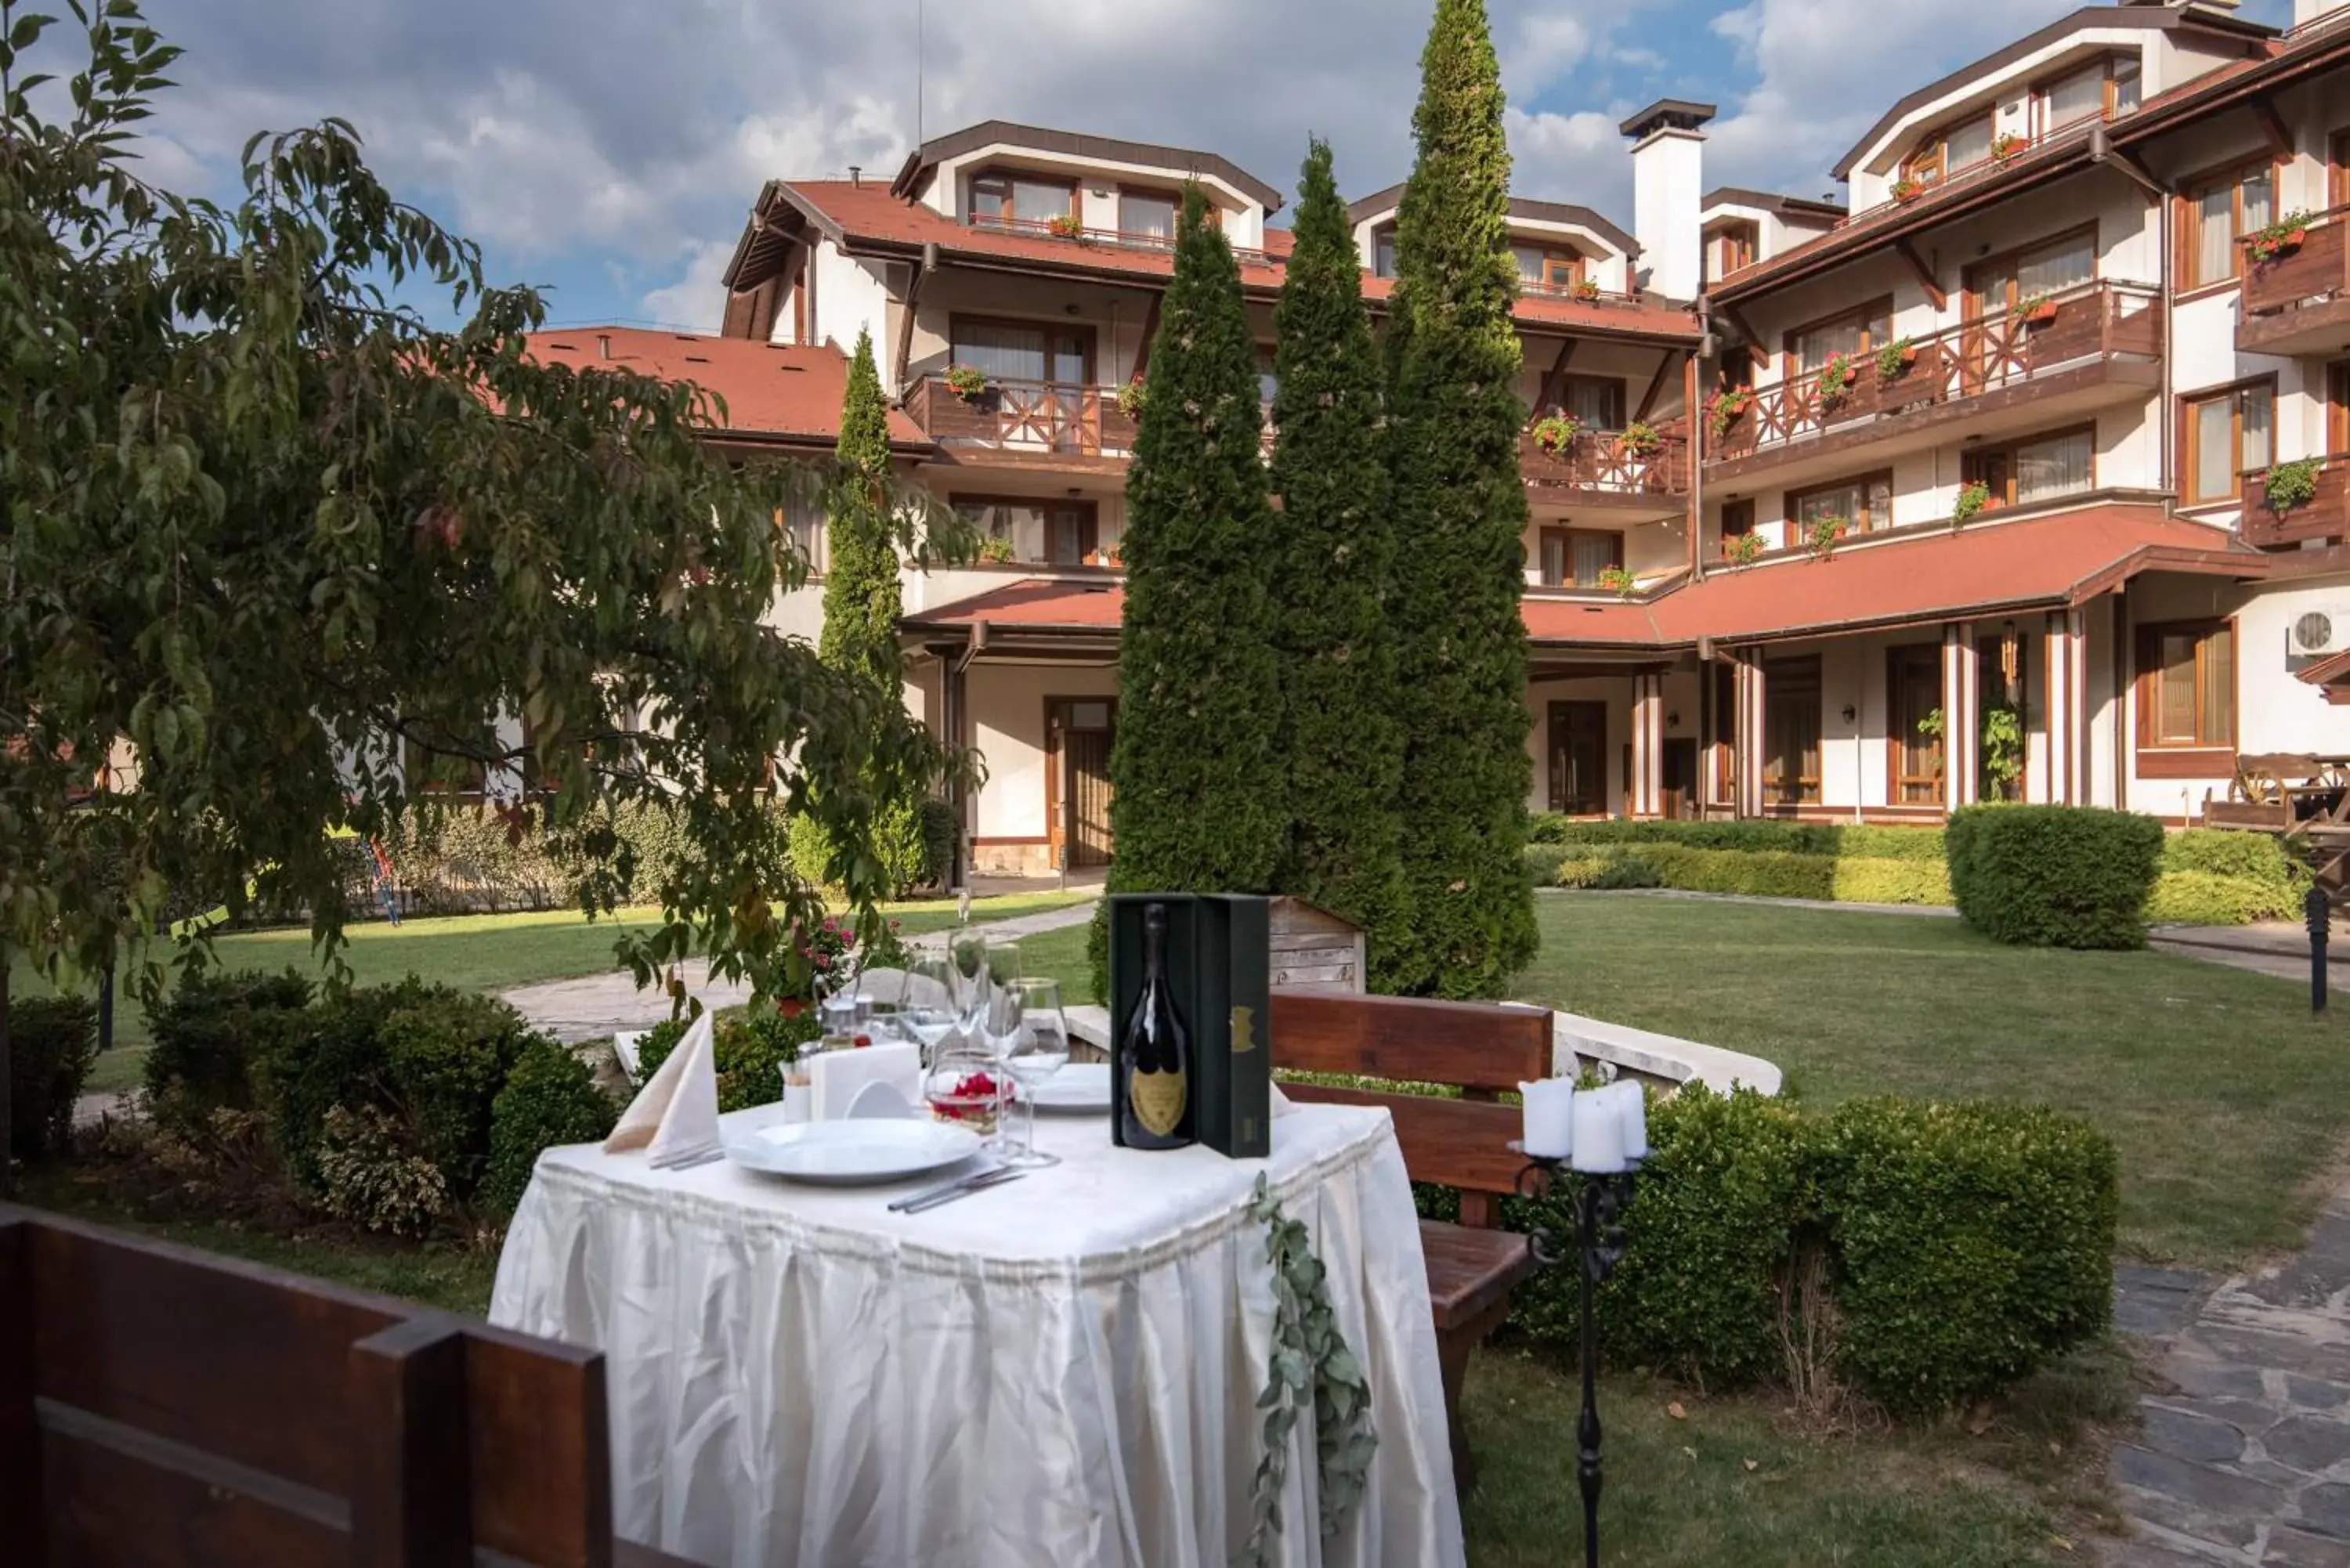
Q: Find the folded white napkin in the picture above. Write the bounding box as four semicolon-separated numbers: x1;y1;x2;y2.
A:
605;1010;722;1167
810;1041;923;1122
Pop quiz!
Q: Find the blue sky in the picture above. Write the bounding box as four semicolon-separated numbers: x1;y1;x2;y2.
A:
123;0;2288;333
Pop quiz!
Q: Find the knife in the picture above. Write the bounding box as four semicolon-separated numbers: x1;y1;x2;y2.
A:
892;1165;1027;1214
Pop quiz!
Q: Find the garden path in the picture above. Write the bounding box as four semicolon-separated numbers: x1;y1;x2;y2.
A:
2105;1189;2350;1566
499;897;1101;1042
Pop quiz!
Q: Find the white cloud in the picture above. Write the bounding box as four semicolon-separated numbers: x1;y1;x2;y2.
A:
1507;108;1632;214
640;240;736;334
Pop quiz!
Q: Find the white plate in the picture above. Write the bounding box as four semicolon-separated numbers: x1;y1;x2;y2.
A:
1030;1061;1112;1115
724;1118;983;1185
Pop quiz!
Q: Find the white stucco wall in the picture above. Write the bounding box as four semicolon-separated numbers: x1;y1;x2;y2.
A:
809;241;894;371
1524;672;1702;816
1632;128;1705;302
966;661;1123;842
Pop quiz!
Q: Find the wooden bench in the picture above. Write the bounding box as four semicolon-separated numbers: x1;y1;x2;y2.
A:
1268;991;1548;1496
0;1204;699;1568
2215;753;2349;831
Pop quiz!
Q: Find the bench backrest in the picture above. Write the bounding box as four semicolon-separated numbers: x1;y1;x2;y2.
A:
2241;753;2324;781
1270;992;1551;1227
0;1205;698;1568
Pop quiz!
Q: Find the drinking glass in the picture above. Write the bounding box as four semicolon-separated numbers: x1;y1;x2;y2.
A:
922;1039;1003;1141
949;932;991;1042
902;952;961;1068
973;981;1025;1154
996;977;1069;1169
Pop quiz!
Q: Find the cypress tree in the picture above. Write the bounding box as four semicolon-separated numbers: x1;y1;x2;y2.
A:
1383;0;1538;997
1267;139;1405;962
819;329;900;692
1093;186;1285;981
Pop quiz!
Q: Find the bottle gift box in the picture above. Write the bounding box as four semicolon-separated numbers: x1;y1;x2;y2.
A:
1106;892;1271;1158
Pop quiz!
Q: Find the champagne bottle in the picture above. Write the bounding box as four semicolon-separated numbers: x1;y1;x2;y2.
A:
1119;902;1194;1151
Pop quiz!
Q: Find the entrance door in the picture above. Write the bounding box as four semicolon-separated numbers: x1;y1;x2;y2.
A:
1547;702;1607;815
1661;739;1698;820
1046;698;1116;867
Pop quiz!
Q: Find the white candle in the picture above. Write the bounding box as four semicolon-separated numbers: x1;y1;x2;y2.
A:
1614;1081;1649;1161
1519;1078;1574;1160
1572;1089;1627;1174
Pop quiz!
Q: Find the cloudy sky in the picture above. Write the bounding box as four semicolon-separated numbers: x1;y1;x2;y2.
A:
125;0;2288;332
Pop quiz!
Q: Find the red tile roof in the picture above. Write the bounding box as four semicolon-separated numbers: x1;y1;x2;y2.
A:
520;328;930;448
778;182;1698;342
907;508;2267;649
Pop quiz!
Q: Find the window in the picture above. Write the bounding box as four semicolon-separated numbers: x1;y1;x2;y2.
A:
1887;644;1944;805
1719;499;1756;538
1976;633;2031;802
1538;527;1625;587
1710;222;1758;281
1762;656;1823;806
949;317;1093;386
1512;242;1583;292
1548;702;1608;815
1961;426;2095;509
951;497;1100;565
1560;375;1625;431
2039;56;2139;133
2113;56;2141;116
2182;161;2275;288
967;170;1076;231
1372;227;1398;278
780;490;825;574
1720;347;1755;392
1791;471;1895;533
1904;114;1995;186
1119;190;1176;245
1790;302;1891;374
2136;621;2236;750
2182;382;2273;504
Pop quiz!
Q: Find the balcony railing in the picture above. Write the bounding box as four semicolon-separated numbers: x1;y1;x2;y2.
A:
966;213;1278;270
1519;427;1690;497
1708;280;2160;465
903;374;1139;457
2246;454;2350;549
2241;204;2350;320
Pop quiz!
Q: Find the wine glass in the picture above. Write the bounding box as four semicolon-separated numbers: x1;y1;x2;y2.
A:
902;952;960;1068
922;1039;1003;1141
949;932;990;1042
996;977;1069;1169
973;981;1025;1154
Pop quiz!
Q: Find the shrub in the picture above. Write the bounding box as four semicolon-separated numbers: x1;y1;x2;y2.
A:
314;1104;450;1238
628;1007;821;1111
1815;1097;2117;1413
2146;872;2297;927
1589;854;1664;891
1526;817;1946;862
920;797;960;890
1522;843;1573;884
483;1037;618;1211
143;968;314;1129
1947;804;2162;948
8;996;99;1159
630;1017;691;1087
2162;828;2304;890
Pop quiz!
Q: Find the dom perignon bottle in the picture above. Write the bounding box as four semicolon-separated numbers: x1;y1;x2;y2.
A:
1119;902;1194;1150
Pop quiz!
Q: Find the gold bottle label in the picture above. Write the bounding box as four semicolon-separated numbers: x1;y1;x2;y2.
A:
1230;1005;1256;1053
1130;1067;1188;1138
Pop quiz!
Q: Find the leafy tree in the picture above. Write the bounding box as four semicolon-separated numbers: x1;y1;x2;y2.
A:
0;1;956;1184
1092;185;1285;985
1382;0;1538;997
1267;139;1405;964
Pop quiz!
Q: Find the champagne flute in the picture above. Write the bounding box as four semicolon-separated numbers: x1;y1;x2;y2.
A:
996;977;1068;1169
975;980;1024;1154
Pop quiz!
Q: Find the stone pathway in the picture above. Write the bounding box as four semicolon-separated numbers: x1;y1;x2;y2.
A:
2151;923;2337;986
500;898;1100;1042
2105;1194;2350;1565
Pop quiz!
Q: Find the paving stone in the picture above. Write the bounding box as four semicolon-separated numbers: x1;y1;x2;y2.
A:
2239;1240;2350;1310
2113;1443;2283;1550
2298;1483;2350;1541
2290;1376;2350;1414
2119;1266;2216;1338
2200;1328;2350;1389
2164;1355;2274;1404
2141;1405;2251;1465
2095;1537;2236;1568
2160;1396;2285;1438
2265;1416;2350;1476
2269;1525;2350;1568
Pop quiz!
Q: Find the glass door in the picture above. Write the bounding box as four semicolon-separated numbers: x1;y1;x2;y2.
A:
1546;702;1607;815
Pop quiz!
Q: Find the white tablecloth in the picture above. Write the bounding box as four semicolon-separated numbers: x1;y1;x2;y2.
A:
489;1102;1466;1568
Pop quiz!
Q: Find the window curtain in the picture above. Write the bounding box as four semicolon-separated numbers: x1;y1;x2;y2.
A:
2192;398;2236;502
2195;186;2236;284
1945;118;1994;172
2016;432;2093;501
2043;69;2104;130
2017;237;2095;298
953;322;1047;382
2201;627;2236;746
1569;533;1618;587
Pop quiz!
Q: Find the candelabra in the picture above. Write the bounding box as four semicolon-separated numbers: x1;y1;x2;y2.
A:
1514;1153;1643;1568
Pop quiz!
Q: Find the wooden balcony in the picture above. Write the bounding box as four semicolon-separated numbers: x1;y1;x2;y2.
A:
2238;208;2350;357
966;213;1278;270
2246;454;2350;548
1519;427;1690;508
1706;280;2163;486
904;375;1139;468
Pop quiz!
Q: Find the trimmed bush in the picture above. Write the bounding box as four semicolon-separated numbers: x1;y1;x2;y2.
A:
2163;828;2306;891
1947;804;2163;948
9;996;99;1160
2146;871;2298;927
631;1006;821;1111
143;967;314;1129
1816;1097;2117;1413
483;1036;618;1211
1531;842;1950;905
315;1104;450;1237
1528;817;1946;862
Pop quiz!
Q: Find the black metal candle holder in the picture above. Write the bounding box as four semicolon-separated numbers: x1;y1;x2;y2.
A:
1513;1149;1643;1568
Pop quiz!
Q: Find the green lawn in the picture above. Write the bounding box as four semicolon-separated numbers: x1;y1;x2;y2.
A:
26;890;1090;1095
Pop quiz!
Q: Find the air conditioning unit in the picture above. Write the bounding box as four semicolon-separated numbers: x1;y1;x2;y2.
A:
2291;609;2348;657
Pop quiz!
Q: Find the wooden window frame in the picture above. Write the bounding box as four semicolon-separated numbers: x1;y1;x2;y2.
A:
2175;154;2285;291
966;167;1078;231
1885;643;1946;806
1780;294;1895;381
949;493;1103;566
1709;222;1758;283
1958;420;2099;509
2331;129;2350;211
1788;468;1896;533
2177;374;2276;507
1558;374;1626;430
1043;695;1119;864
1371;225;1398;279
945;313;1098;388
2030;55;2137;139
1761;655;1824;807
1115;186;1179;246
2133;617;2237;760
1538;526;1625;587
1719;498;1757;538
1902;109;1996;186
1546;700;1610;815
1510;240;1585;292
1961;222;2101;314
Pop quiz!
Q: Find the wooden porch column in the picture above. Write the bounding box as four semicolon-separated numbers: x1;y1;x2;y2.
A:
942;656;971;889
1733;653;1766;817
2041;609;2088;805
1630;674;1666;818
1942;623;1979;811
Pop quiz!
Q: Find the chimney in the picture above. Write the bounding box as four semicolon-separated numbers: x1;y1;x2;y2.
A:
848;164;862;188
596;333;611;360
1619;99;1716;304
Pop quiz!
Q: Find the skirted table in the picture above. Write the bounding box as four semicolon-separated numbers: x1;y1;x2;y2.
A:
490;1101;1466;1568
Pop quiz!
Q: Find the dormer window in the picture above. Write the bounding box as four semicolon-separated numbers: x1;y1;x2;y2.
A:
1709;222;1758;282
1512;242;1585;294
1372;226;1398;278
1119;190;1177;246
2037;55;2140;135
1902;113;1994;188
969;169;1077;232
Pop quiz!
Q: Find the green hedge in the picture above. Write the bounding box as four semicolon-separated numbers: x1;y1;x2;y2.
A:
482;1036;619;1211
2161;828;2306;891
143;969;315;1133
9;996;99;1160
1530;843;1950;905
1528;816;1947;862
2145;872;2298;927
633;1006;822;1112
1947;805;2163;949
1492;1086;2115;1414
